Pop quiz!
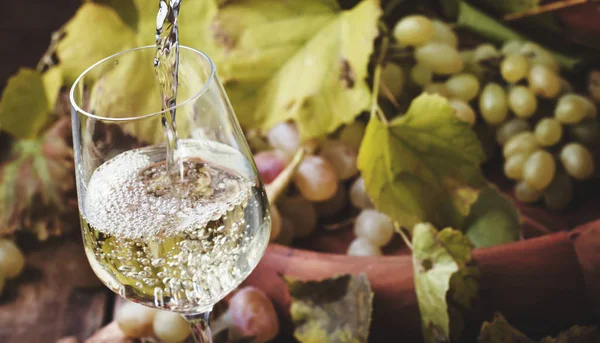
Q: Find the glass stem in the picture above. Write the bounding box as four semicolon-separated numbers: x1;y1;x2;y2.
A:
184;311;213;343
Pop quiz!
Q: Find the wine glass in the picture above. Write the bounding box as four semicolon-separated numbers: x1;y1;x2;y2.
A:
70;46;271;342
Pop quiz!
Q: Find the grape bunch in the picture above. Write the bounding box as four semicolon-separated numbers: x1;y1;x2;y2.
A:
116;286;279;342
387;15;598;210
252;120;396;257
0;238;26;295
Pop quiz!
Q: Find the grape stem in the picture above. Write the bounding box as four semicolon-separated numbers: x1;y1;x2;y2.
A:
503;0;587;21
395;224;413;251
265;148;306;205
369;22;390;125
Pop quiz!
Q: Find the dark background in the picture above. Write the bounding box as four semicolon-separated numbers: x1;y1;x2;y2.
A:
0;0;79;89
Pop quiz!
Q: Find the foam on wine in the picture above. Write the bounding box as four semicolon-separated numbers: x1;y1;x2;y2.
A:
80;140;270;313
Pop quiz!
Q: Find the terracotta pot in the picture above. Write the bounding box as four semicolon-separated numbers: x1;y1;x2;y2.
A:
244;218;600;342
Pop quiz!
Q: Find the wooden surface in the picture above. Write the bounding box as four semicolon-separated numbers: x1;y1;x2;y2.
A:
0;236;111;343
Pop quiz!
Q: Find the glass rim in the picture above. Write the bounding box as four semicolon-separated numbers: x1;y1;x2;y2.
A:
69;45;216;122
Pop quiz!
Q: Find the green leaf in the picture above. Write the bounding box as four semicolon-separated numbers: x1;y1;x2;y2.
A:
478;313;536;343
286;273;373;343
215;0;381;139
412;223;478;343
0;68;52;139
478;312;600;343
357;93;486;229
464;187;521;248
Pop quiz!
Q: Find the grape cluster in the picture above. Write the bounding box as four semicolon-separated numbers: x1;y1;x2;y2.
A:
255;120;396;257
388;15;598;210
116;286;279;342
0;238;26;295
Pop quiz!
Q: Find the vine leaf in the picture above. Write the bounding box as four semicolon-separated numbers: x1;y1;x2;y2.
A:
285;273;373;343
412;223;478;343
358;94;486;229
214;0;381;138
0;68;61;139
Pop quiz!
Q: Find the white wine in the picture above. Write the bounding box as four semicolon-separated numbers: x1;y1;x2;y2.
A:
80;139;270;313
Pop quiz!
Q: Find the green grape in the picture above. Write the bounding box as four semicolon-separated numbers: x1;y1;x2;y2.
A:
116;301;157;338
532;53;560;73
515;181;542;204
350;177;373;210
431;20;458;48
534;118;562;147
555;94;589;124
496;118;531;145
319;140;358;181
461;50;474;64
501;54;529;83
519;42;542;57
503;131;539;158
449;99;476;127
504;153;528;180
479;83;509;125
153;311;191;343
293;155;339;201
582;96;598;118
568;120;600;146
410;63;432;87
473;43;500;63
415;43;463;75
0;239;25;279
543;171;573;210
339;121;366;150
347;237;382;257
393;15;434;46
381;63;405;99
423;83;450;97
354;209;394;247
523;150;556;190
461;49;488;79
560;143;595;180
445;73;480;101
508;86;537;118
501;40;523;56
528;65;561;99
520;42;559;72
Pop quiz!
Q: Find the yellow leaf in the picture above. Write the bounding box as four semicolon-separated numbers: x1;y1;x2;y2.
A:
215;0;381;138
0;68;49;139
57;3;138;84
42;66;63;111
